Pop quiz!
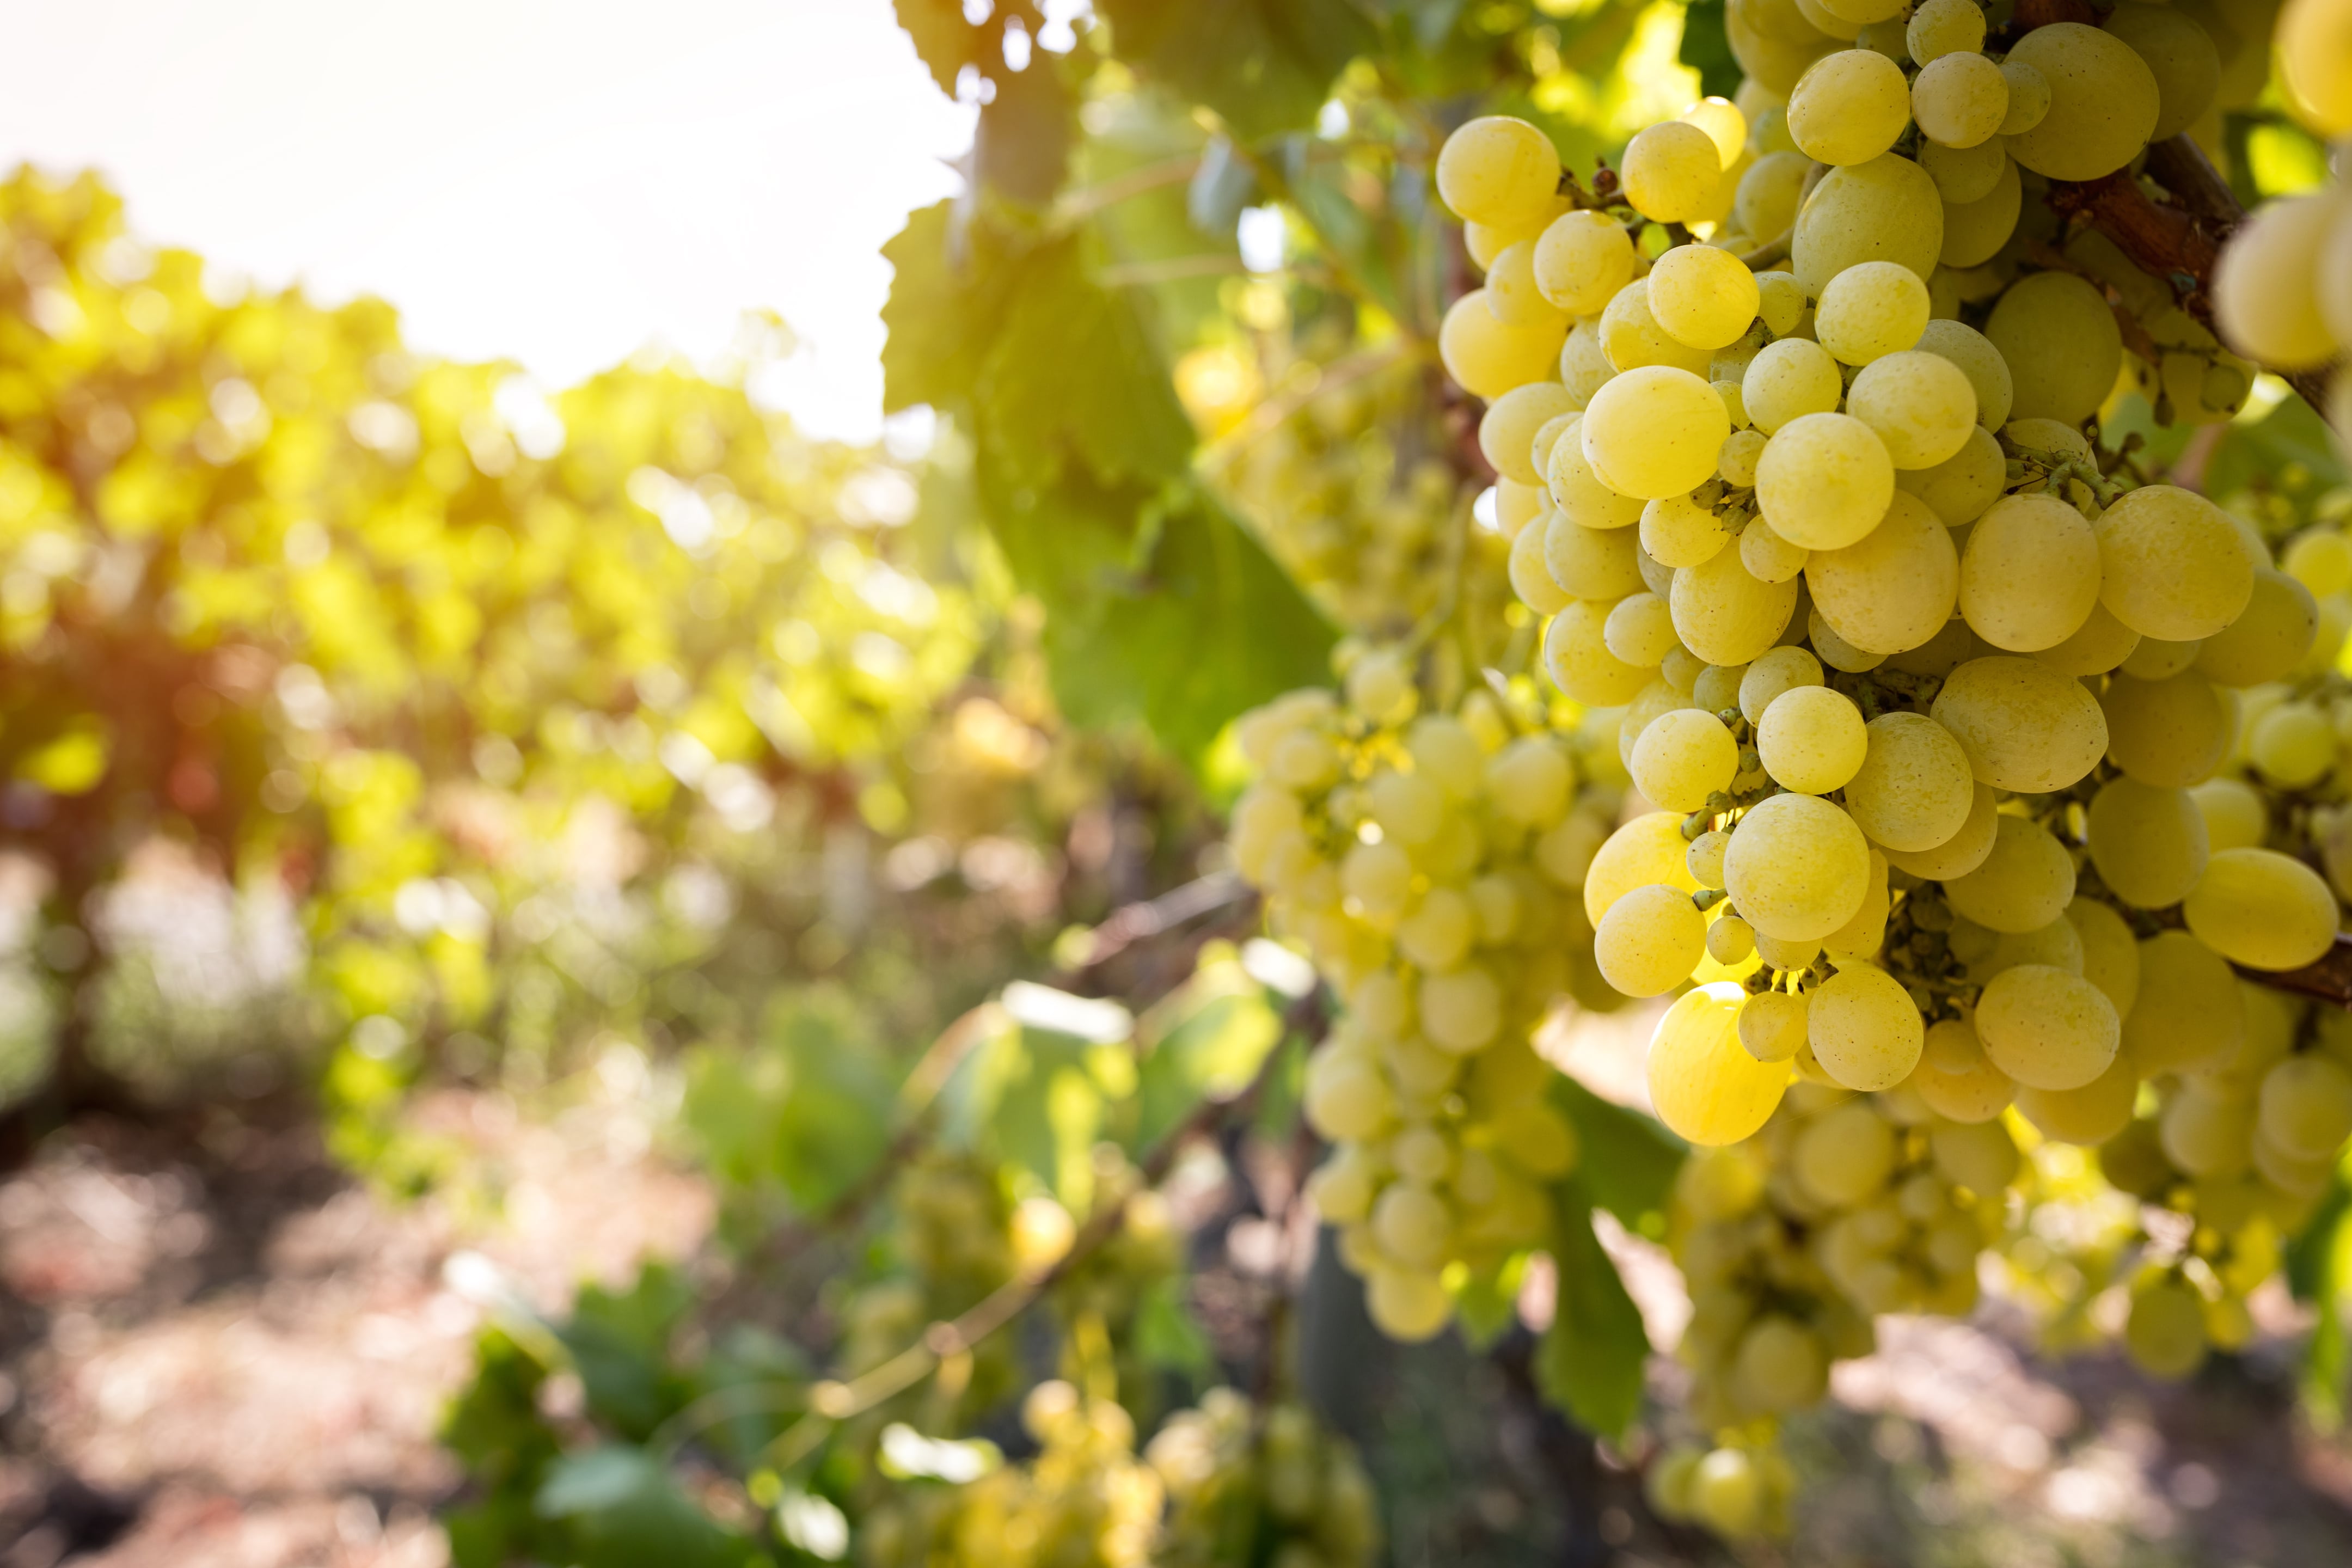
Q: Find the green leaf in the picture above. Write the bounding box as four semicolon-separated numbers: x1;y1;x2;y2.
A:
880;201;1027;417
1536;1179;1651;1441
1677;1;1742;102
1097;0;1376;142
1453;1252;1529;1352
536;1447;754;1568
2288;1168;2352;1430
1550;1076;1685;1238
2203;390;2349;500
894;0;991;95
1136;988;1285;1148
1134;1275;1216;1376
555;1267;694;1439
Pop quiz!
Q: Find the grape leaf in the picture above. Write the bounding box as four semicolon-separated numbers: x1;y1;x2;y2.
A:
2203;389;2349;499
880;201;1026;417
975;53;1078;207
1536;1178;1651;1441
893;0;991;96
534;1447;750;1568
1677;1;1741;102
1095;0;1376;142
1551;1075;1686;1236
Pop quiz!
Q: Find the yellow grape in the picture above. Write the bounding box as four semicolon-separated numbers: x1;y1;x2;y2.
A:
1895;424;2006;528
1815;260;1931;365
2119;929;2243;1075
2094;485;2256;643
2122;1279;2209;1380
2086;777;2210;909
1792;154;1946;299
1742;338;1845;436
1804;488;1958;654
1545;599;1653;705
2015;1054;2138;1144
1997;58;2051;136
1670;543;1802;667
1938;157;2023;270
1631;708;1741;811
1975;964;2119;1091
1912;1018;2016;1123
2182;848;2340;971
1508;514;1573;614
1648;983;1791;1146
1943;814;2075;934
1581;366;1733;500
1846;350;1978;469
1738;644;1825;724
2002;23;2160;182
2277;0;2352;137
1984;270;2124;426
1738;989;1810;1062
1722;792;1872;943
1649;242;1763;351
2189;777;2269;853
1788;49;1911;165
1622;120;1730;224
2194;569;2319;687
1958;493;2100;652
1584;811;1705;925
1486;241;1563;326
1641;492;1731;568
1604;591;1683;667
1441;290;1567;399
2100;671;2231;788
1912;51;2010;150
1739;519;1811;585
1437;116;1563;228
2259;1052;2352;1161
1806;964;1924;1091
1595;883;1710;996
1479;383;1579;486
1736;152;1812;241
1918;137;2007;205
1840;712;1975;853
2031;601;2142;677
1882;781;1998;880
1543;511;1646;600
1755;412;1895;550
1598;279;1717;376
1534;210;1637;317
1756;685;1866;795
2102;2;2220;142
1547;420;1647;530
1907;0;1984;63
1929;656;2108;793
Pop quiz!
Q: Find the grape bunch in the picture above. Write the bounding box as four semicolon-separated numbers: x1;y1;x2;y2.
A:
1412;0;2352;1533
1229;651;1620;1341
1146;1389;1380;1568
2212;0;2352;449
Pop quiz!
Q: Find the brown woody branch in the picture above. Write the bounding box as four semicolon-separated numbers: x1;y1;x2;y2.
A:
2239;936;2352;1008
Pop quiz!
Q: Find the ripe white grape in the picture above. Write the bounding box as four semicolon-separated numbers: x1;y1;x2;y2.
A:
1649;243;1764;351
2002;23;2161;182
1441;290;1567;399
1804;490;1959;654
1755;413;1895;550
2183;848;2340;971
1671;543;1803;667
2014;1054;2137;1145
1707;912;1757;965
1534;209;1637;317
1584;810;1704;926
2103;2;2221;143
1508;513;1573;614
2213;193;2345;372
1841;712;1975;852
1958;493;2101;652
1792;154;1947;299
1631;707;1740;811
1419;964;1502;1052
1397;887;1475;970
1809;608;1887;673
1595;882;1710;996
1485;241;1563;326
1976;964;2120;1090
1548;420;1647;530
1479;382;1579;486
1882;780;1997;880
1816;261;1931;365
2094;486;2256;642
2158;1087;2253;1179
2250;701;2335;789
1641;492;1730;568
1847;351;1979;470
2065;896;2142;1015
1545;597;1652;705
1939;158;2023;270
1788;49;1912;166
1737;989;1810;1063
1648;982;1791;1146
1740;519;1811;585
1740;644;1825;725
1735;151;1811;241
2032;602;2141;677
1742;338;1845;436
1722;792;1872;942
1622;120;1730;224
2195;569;2319;687
1984;270;2123;425
1895;424;2006;528
2086;777;2209;909
1718;429;1768;488
1755;270;1808;337
1582;367;1733;500
2259;1052;2352;1161
2119;929;2242;1075
1913;1018;2017;1123
1944;814;2077;935
1598;278;1717;377
1604;591;1683;667
2101;672;2232;788
1906;0;1983;62
2189;777;2268;854
1546;515;1648;602
1806;964;1924;1092
1757;685;1867;794
1930;656;2108;793
1437;116;1563;228
1917;137;2008;205
1366;1266;1453;1342
2122;1280;2209;1380
1914;319;2013;430
1687;828;1731;887
2277;0;2352;137
1912;52;2009;149
1559;316;1616;404
1680;95;1749;167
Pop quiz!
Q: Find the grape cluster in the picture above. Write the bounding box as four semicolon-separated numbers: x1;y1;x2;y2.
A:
1146;1389;1380;1568
1416;2;2352;1534
1230;653;1619;1340
2213;0;2352;449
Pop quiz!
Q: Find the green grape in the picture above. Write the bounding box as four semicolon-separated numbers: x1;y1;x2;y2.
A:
1736;151;1812;241
2102;3;2221;142
2032;601;2143;677
1690;1447;1765;1538
1371;1181;1454;1270
2276;0;2352;136
1788;48;1911;164
1738;644;1826;723
1846;350;1979;469
1585;811;1705;924
1441;290;1567;399
1632;707;1741;810
1419;965;1503;1052
1912;1018;2017;1123
1791;154;1946;298
1719;428;1768;487
1882;781;1998;879
2016;1054;2139;1144
1650;242;1764;350
1939;156;2023;268
1906;0;1984;62
1996;58;2051;135
1840;712;1975;853
1671;542;1802;666
1581;366;1734;499
1486;240;1564;327
1740;519;1812;584
2002;23;2161;181
1958;493;2102;652
1756;412;1896;550
1509;514;1574;614
1723;792;1872;942
2249;701;2335;788
1895;424;2006;528
2123;1278;2210;1379
1985;270;2125;425
2189;777;2269;852
1976;964;2120;1091
1595;883;1710;996
1622;120;1731;224
2258;1052;2352;1160
1546;598;1654;705
1642;491;1731;568
1912;51;2010;149
2120;929;2243;1075
1365;1266;1453;1341
2101;672;2232;788
1917;136;2008;204
2066;896;2145;1015
2159;1086;2253;1178
1535;210;1639;317
1737;988;1810;1061
1945;815;2077;934
2195;568;2319;687
1806;963;1924;1091
1743;337;1846;435
2182;847;2340;970
1930;655;2109;793
1816;260;1932;365
1437;116;1564;228
1649;982;1791;1145
1734;1315;1828;1412
1547;417;1649;529
2086;777;2211;909
1914;319;2014;431
1480;382;1579;485
1756;684;1867;794
1804;489;1959;654
2094;485;2256;641
1756;269;1808;336
1306;1049;1396;1141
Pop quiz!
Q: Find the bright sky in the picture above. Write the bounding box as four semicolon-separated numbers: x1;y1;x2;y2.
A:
0;0;976;443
